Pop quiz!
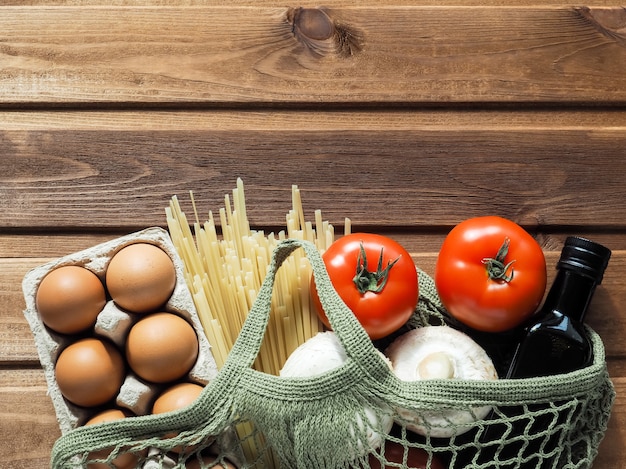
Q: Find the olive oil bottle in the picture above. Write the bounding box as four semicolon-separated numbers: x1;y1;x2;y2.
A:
476;236;611;469
506;236;611;379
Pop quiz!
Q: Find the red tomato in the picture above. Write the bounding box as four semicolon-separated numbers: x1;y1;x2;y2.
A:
435;216;547;333
312;233;418;340
368;441;444;469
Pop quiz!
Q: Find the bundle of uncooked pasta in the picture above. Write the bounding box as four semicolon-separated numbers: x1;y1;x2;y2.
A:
166;179;351;466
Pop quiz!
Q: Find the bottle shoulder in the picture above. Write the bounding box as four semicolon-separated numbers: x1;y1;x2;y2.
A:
525;310;588;343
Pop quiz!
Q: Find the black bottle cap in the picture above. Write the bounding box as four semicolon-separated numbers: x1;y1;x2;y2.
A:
557;236;612;283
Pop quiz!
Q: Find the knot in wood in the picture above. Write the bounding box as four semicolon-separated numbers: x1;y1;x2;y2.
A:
291;7;334;41
287;6;363;57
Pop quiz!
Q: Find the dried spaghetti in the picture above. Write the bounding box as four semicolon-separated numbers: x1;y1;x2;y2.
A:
166;178;351;373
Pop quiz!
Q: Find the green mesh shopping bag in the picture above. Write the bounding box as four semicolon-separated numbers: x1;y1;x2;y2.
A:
50;238;614;469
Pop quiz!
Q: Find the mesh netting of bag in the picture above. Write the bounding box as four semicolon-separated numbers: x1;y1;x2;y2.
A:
50;239;615;469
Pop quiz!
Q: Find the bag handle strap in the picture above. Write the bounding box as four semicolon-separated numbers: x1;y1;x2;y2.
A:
221;238;391;379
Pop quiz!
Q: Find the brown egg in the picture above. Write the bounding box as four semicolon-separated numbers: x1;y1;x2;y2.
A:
36;265;106;334
106;243;177;314
55;338;125;407
126;312;199;383
152;382;205;454
85;409;141;469
85;408;131;425
152;382;204;415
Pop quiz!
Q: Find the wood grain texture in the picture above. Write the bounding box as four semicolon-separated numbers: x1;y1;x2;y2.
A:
2;112;626;230
1;7;626;105
3;110;626;130
3;0;626;6
4;231;626;259
0;369;62;468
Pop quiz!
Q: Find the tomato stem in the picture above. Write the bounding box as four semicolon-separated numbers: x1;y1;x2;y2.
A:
353;243;400;294
482;237;516;282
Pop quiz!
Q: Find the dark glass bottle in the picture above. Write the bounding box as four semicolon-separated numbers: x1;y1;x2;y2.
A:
506;236;611;379
475;237;612;469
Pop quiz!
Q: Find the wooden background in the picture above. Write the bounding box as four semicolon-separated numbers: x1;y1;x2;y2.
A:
1;1;625;467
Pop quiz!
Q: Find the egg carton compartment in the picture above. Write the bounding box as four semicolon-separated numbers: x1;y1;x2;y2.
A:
94;300;216;418
94;301;134;348
22;227;219;435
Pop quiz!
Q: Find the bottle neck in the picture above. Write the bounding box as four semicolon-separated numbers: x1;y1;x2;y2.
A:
540;268;598;323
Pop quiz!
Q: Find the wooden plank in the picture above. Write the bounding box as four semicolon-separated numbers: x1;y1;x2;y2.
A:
1;116;626;230
0;234;123;259
596;376;626;468
3;110;626;131
1;258;47;365
3;232;626;259
0;368;623;468
1;7;626;106
4;0;625;7
5;248;626;364
0;369;62;468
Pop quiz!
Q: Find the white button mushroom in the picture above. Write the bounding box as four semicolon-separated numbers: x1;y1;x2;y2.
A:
385;326;498;438
280;331;394;455
417;351;456;380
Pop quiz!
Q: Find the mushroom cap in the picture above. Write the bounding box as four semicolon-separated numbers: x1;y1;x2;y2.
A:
280;331;392;377
385;326;498;438
279;331;348;377
386;326;498;382
280;331;393;453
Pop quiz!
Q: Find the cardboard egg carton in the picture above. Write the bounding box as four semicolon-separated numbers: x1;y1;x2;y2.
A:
22;227;219;434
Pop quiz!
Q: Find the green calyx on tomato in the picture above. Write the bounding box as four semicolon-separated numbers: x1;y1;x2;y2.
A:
435;216;547;333
353;243;400;294
482;237;515;282
312;233;419;340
